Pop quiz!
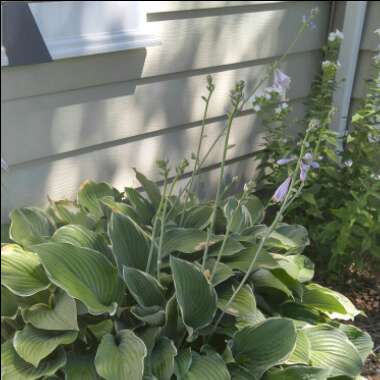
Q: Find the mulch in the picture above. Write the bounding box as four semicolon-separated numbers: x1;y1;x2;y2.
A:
319;267;380;379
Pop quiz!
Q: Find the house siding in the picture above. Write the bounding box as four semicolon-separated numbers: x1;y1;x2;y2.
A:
1;1;330;220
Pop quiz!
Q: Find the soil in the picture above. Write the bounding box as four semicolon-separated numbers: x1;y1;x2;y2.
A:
319;268;380;379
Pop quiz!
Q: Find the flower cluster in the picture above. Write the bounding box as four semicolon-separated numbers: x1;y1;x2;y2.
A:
302;7;319;30
328;29;344;42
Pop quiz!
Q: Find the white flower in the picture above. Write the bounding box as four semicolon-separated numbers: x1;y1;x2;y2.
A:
322;60;332;68
373;53;380;64
328;29;344;42
335;29;344;40
281;102;288;109
344;159;353;167
253;104;261;112
265;92;271;100
275;106;282;114
374;28;380;36
1;157;8;171
336;60;341;68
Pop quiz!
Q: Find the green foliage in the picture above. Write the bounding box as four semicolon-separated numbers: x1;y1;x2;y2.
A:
256;33;380;274
1;172;373;379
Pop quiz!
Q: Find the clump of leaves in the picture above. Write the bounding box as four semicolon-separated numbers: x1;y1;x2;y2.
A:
1;169;373;379
255;30;380;275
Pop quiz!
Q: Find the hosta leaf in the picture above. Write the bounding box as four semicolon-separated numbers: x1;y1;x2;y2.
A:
52;224;111;259
170;257;217;334
64;353;100;379
208;238;245;258
182;205;213;229
131;305;166;326
217;285;256;322
174;348;192;380
101;196;143;224
1;285;19;318
125;187;154;225
162;228;210;256
33;242;123;316
109;212;150;272
88;320;114;340
304;325;363;377
264;365;331;380
1;341;66;380
150;337;177;380
22;290;79;331
48;199;95;228
280;301;322;324
205;259;234;286
77;180;117;219
9;207;55;248
1;244;50;296
223;245;278;273
162;296;180;340
94;329;147;380
134;169;162;209
14;325;77;367
251;269;293;298
123;266;165;308
228;364;253;380
271;254;314;283
338;324;373;361
183;352;230;380
287;329;310;365
271;224;309;253
302;284;360;320
136;326;162;355
231;318;297;378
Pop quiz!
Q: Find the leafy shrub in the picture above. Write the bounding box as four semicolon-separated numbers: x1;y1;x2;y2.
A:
255;30;380;274
1;11;375;379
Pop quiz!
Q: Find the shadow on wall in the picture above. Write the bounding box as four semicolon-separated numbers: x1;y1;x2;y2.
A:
1;1;328;221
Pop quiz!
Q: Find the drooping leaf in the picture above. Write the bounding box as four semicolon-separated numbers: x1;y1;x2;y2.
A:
94;329;147;380
264;365;331;380
208;238;245;258
131;305;166;326
304;325;363;377
1;244;50;296
170;257;217;335
14;325;77;367
1;341;66;380
123;266;165;308
88;320;114;341
1;285;19;318
22;290;79;331
251;269;293;298
162;296;180;340
150;337;177;380
64;353;100;379
77;180;117;219
9;207;55;248
33;242;123;316
231;318;297;378
338;324;373;362
109;212;150;272
101;196;143;225
280;302;322;324
134;169;162;209
125;187;155;225
183;352;230;380
47;199;95;229
52;224;112;260
302;284;360;320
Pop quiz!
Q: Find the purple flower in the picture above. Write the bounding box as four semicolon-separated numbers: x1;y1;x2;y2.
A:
276;156;296;165
273;69;291;91
300;152;319;182
272;176;291;203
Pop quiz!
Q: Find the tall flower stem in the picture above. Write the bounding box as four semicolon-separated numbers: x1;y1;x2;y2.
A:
209;126;312;338
201;82;245;269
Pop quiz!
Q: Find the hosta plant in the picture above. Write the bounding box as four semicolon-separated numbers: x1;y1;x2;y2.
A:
1;171;374;379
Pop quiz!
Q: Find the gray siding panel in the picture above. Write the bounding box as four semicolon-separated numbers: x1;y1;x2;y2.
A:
1;1;329;220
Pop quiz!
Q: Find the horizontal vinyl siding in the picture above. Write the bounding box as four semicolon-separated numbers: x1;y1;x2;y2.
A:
1;1;330;220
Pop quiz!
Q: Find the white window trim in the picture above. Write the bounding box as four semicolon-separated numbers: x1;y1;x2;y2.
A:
1;1;160;67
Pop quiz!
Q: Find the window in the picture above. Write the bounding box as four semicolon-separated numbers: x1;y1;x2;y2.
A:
1;1;160;66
